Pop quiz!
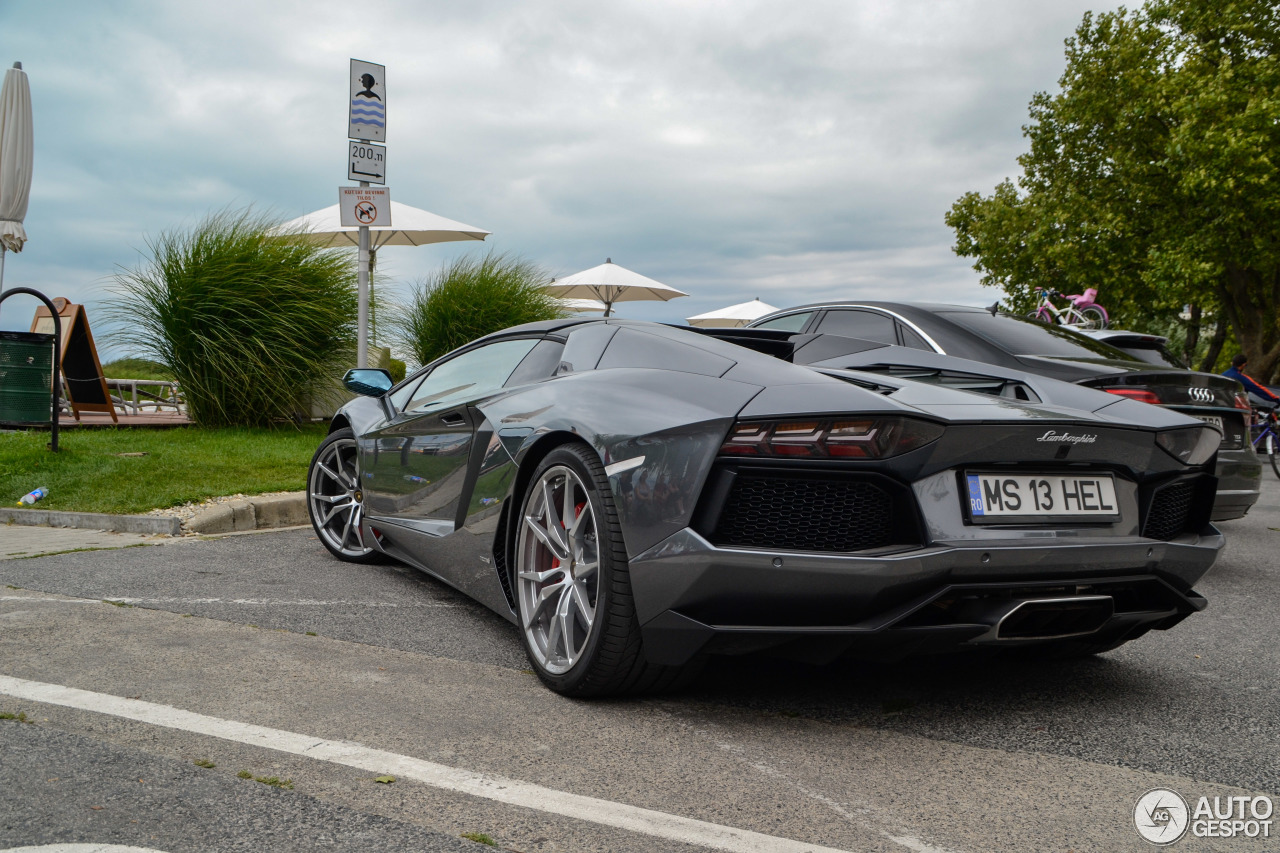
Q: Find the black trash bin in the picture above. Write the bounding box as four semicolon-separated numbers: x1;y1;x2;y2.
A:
0;330;55;425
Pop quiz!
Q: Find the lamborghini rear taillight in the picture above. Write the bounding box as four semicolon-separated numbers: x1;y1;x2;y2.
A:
721;417;943;459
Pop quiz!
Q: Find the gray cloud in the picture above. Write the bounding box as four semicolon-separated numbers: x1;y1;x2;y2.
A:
0;0;1117;350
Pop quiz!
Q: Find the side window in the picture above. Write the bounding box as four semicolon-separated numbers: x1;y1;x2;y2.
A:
814;309;897;344
388;372;427;411
505;339;566;387
752;312;813;332
558;323;618;374
898;324;933;351
404;339;539;414
596;327;736;377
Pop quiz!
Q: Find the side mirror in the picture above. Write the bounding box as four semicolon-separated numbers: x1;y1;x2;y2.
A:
343;368;393;397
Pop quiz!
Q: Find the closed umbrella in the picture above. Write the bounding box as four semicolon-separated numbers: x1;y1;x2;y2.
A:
685;298;778;328
543;259;687;317
0;61;34;294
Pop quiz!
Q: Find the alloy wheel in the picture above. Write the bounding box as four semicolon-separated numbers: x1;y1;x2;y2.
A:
517;464;600;675
308;436;373;558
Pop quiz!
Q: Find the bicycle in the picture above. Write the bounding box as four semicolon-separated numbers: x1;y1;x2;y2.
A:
1027;287;1110;330
1249;401;1280;480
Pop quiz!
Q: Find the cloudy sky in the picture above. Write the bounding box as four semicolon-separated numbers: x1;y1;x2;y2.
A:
1;0;1120;353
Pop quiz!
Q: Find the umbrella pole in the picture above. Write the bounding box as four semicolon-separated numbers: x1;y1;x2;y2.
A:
0;244;6;295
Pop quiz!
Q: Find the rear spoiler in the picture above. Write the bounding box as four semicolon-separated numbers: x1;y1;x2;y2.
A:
682;326;1197;419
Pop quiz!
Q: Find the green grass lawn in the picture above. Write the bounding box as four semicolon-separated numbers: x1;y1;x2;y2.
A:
0;425;327;516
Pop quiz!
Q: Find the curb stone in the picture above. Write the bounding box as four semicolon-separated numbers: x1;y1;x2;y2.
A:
1;507;182;536
0;492;308;537
185;493;308;535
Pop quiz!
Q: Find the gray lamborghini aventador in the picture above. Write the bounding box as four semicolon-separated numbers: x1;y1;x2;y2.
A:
307;318;1223;696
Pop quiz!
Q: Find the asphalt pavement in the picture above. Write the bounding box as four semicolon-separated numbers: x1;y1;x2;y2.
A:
0;475;1276;852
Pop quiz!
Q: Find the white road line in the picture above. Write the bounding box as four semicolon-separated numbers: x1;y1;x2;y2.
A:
0;675;850;853
0;597;99;604
3;846;170;853
108;598;456;607
0;596;452;608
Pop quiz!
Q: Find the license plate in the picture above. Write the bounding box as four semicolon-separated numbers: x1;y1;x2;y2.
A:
965;473;1119;521
1195;415;1224;435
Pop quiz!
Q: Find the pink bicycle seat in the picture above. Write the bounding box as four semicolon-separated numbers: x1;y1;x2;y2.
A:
1069;288;1098;306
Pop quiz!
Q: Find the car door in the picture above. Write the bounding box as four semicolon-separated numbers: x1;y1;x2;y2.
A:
360;338;540;537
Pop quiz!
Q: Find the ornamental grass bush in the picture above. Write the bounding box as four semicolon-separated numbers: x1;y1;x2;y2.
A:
391;251;566;367
108;208;357;427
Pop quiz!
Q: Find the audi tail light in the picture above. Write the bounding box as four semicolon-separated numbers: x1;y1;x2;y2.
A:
1233;392;1252;411
1102;387;1161;405
1156;426;1220;466
721;417;944;459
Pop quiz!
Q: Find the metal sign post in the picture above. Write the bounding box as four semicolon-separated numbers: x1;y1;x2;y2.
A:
347;59;387;368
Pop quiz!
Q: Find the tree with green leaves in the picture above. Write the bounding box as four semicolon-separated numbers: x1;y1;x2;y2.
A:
947;0;1280;379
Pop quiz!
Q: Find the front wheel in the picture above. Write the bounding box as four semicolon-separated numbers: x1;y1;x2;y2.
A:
1077;306;1108;330
1026;310;1051;324
307;427;385;563
514;443;687;696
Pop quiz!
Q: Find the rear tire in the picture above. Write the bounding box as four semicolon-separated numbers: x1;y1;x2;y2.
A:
1078;306;1108;330
514;443;687;696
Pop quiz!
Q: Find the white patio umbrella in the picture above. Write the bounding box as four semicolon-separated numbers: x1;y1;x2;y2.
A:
275;200;490;252
558;297;607;313
273;201;490;366
543;259;687;317
0;62;34;294
685;298;778;328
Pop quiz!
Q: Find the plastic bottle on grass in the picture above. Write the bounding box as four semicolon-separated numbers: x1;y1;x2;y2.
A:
18;487;48;506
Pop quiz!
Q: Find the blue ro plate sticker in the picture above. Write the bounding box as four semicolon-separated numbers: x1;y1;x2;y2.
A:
967;475;986;516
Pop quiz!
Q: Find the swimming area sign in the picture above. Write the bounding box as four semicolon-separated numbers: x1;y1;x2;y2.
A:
349;59;386;142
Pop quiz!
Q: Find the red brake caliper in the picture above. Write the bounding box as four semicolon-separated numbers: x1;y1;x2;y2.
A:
550;502;586;572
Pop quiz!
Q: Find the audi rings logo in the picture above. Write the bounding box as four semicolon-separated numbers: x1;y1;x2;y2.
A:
1136;789;1190;845
1188;387;1214;403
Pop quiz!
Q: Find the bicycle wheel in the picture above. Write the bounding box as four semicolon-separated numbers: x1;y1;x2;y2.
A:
1026;310;1051;324
1078;306;1108;330
1265;431;1280;480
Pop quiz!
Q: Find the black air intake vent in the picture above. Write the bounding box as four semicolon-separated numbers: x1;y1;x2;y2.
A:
1143;481;1194;541
702;468;922;553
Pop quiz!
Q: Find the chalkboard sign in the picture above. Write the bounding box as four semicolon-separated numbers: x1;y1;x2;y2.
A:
31;298;117;423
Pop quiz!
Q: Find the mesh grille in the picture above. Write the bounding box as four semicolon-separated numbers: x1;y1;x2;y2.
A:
1143;481;1194;541
714;475;894;552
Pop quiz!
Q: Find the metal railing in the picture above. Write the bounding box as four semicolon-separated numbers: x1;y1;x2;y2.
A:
56;378;186;417
107;378;185;415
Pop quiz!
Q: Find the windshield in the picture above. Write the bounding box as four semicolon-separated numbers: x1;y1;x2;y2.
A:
940;311;1136;360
